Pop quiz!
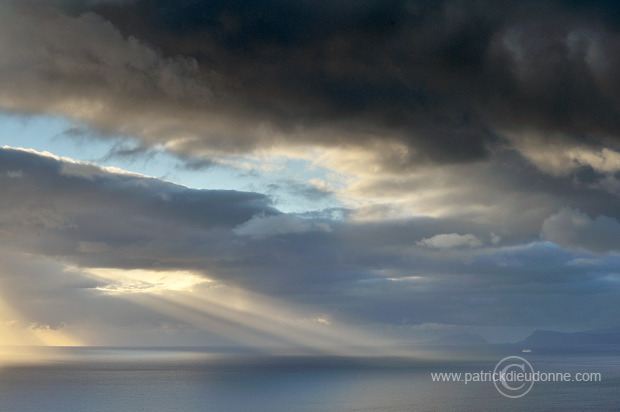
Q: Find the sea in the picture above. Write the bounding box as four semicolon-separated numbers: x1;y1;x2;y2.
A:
0;345;618;411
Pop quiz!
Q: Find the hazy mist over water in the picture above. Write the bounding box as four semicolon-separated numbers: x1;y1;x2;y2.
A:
0;346;618;411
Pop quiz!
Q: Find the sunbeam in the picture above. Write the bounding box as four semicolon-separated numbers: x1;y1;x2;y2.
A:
83;267;392;354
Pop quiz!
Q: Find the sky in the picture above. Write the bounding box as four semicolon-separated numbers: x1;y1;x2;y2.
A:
1;0;620;349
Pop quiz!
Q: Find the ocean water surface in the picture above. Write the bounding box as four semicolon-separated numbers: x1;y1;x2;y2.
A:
0;346;618;411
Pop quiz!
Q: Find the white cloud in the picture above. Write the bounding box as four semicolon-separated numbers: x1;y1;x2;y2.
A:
416;233;482;249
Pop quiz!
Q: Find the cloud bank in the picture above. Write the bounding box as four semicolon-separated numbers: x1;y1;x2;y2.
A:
3;0;620;169
1;147;620;345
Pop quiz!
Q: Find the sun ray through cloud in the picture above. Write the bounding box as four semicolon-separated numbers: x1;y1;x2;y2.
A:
82;267;393;355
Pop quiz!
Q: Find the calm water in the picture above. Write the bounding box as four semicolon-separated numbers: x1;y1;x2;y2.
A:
0;346;618;411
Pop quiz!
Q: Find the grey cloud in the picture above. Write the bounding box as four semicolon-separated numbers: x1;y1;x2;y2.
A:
347;146;620;239
233;214;331;238
276;180;334;202
4;170;22;178
0;147;278;268
178;157;219;171
344;242;620;329
417;233;482;248
77;0;620;160
541;206;620;252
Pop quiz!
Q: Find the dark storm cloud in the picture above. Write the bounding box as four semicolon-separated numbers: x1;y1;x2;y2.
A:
4;0;620;166
85;0;620;158
84;0;500;163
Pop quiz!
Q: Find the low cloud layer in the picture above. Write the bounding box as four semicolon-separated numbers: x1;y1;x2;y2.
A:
1;147;620;344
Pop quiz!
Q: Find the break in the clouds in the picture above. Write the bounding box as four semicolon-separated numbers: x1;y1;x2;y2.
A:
3;0;620;168
2;0;620;346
